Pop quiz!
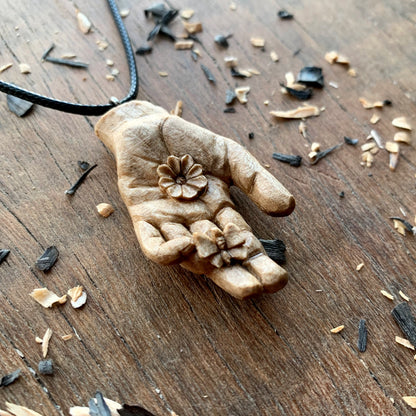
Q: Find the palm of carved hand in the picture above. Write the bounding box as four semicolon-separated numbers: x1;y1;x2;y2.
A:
95;101;295;299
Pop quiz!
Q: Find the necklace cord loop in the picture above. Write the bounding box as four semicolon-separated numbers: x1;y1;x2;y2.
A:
0;0;139;116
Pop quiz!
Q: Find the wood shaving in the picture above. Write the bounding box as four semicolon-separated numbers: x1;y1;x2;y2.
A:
325;50;350;65
96;40;109;51
224;56;238;68
76;10;92;34
174;40;194;50
308;151;318;161
356;263;364;271
311;142;320;152
359;97;384;109
392;116;412;131
403;397;416;409
35;337;43;344
394;132;411;144
263;100;269;105
393;219;406;235
42;328;53;358
120;9;130;18
180;9;194;19
192;48;201;57
158;71;168;77
106;74;115;81
235;86;250;104
370;114;380;124
247;68;260;75
298;121;307;138
362;151;374;168
68;286;87;308
19;63;31;74
250;37;265;47
171;100;183;117
395;335;415;350
270;105;320;119
111;68;119;76
183;21;202;34
386;141;399;153
399;290;410;301
0;63;13;73
347;68;357;77
106;59;114;66
285;72;305;90
329;81;339;89
62;334;73;341
5;403;43;416
270;51;279;62
229;2;237;10
238;69;252;78
61;53;76;59
381;290;394;300
361;142;376;152
370;129;384;149
30;288;67;308
330;325;345;334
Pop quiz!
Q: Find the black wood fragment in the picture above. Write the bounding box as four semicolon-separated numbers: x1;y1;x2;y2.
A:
118;403;157;416
339;191;345;198
280;83;313;100
272;152;302;167
185;33;201;44
38;359;53;375
7;95;34;117
224;107;236;113
344;136;359;145
159;25;176;41
259;239;286;265
136;45;153;55
383;99;392;106
35;246;59;272
200;64;216;83
277;9;294;19
225;89;236;105
390;217;415;234
248;132;254;139
310;144;341;165
214;34;230;48
297;66;324;88
146;8;178;42
77;161;90;171
144;3;166;19
230;67;247;78
41;43;55;60
190;49;199;62
392;302;416;348
358;319;367;352
45;57;88;69
0;249;10;265
0;369;21;387
65;164;97;195
293;48;301;56
89;391;112;416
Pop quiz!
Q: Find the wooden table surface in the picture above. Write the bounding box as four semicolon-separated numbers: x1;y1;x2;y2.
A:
1;0;416;415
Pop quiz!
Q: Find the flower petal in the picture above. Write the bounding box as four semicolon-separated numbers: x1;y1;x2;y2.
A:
181;184;198;200
158;176;175;190
210;253;224;268
193;232;219;258
157;164;175;178
167;184;182;198
187;175;208;190
180;154;195;175
186;163;203;179
167;155;181;175
224;223;246;248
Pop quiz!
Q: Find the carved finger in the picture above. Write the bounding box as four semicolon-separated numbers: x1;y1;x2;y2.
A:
215;206;251;231
135;220;194;265
206;265;263;300
225;139;295;217
243;254;288;293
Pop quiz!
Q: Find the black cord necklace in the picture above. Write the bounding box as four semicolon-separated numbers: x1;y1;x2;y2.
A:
0;0;138;116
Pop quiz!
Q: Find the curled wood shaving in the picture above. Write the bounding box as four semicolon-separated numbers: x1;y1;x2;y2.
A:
18;64;31;74
356;263;364;271
394;132;411;144
183;21;202;34
250;37;265;47
270;105;320;119
330;325;345;333
76;10;92;34
403;397;416;409
5;403;44;416
174;40;194;50
396;335;415;350
42;328;53;358
399;291;410;302
96;203;114;217
392;116;412;131
370;113;380;124
270;51;279;62
359;97;384;109
68;286;87;308
0;63;13;73
30;288;67;308
235;86;250;104
380;290;394;300
180;9;194;19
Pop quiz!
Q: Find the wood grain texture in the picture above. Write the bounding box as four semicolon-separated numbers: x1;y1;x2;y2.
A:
0;0;415;415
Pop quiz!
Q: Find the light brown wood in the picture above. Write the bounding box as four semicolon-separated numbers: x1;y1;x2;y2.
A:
1;0;416;415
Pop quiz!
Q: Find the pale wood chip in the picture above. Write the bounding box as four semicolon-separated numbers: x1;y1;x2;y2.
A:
270;51;279;62
361;142;376;152
68;286;87;308
329;81;339;88
370;129;384;149
120;9;130;18
61;53;76;59
285;72;296;87
235;86;250;104
76;10;92;34
325;50;338;64
171;100;183;117
392;116;412;131
183;21;202;34
403;397;416;409
365;152;374;168
0;63;13;73
106;59;114;66
30;288;66;308
69;407;89;416
42;328;53;358
158;71;168;77
270;105;320;119
224;56;238;68
111;68;119;77
370;113;380;124
381;289;394;300
298;121;307;138
311;142;320;152
263;100;270;105
359;97;384;109
238;69;252;78
396;335;415;350
61;334;73;341
393;219;406;235
250;37;265;47
180;9;194;19
192;48;201;57
19;63;31;74
96;40;109;51
335;54;350;65
247;68;260;75
330;325;345;333
386;141;399;153
106;74;115;81
96;203;115;217
6;403;44;416
308;151;318;161
347;68;357;77
356;263;364;271
399;290;410;301
229;2;237;10
389;151;399;172
394;132;411;145
35;336;43;344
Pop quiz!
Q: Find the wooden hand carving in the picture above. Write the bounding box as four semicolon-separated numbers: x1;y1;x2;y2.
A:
95;101;295;299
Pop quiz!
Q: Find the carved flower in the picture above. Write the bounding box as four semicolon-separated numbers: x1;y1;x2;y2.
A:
157;154;208;200
193;223;249;268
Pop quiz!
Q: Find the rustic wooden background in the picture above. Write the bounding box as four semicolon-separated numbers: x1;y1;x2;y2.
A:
1;0;416;415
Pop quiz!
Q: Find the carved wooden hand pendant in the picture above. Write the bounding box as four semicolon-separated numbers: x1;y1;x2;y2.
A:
95;101;295;299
